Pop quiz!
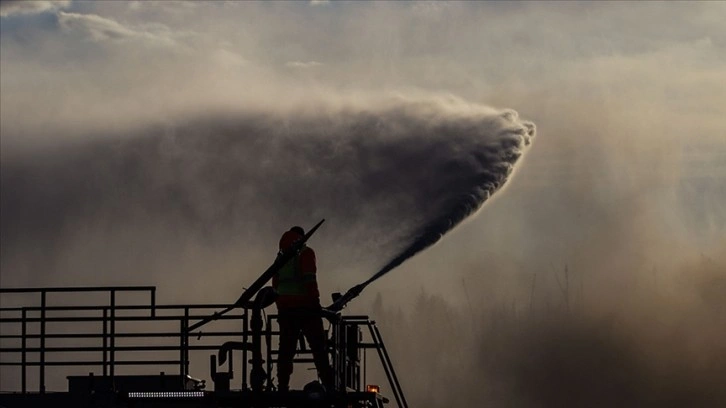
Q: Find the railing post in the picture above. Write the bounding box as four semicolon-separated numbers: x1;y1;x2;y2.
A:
182;307;190;377
333;319;342;391
39;290;46;393
110;290;116;380
265;314;272;390
363;346;367;394
186;308;190;378
242;312;248;390
250;307;264;392
21;308;27;393
151;288;156;317
179;317;184;378
103;308;108;377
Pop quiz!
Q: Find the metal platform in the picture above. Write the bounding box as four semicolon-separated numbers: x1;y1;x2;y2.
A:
0;286;407;408
0;389;388;408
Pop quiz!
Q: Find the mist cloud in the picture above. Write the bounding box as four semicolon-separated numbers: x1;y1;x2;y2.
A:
369;255;726;408
0;96;534;291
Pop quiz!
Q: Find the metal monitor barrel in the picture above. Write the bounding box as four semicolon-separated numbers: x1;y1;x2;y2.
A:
326;283;366;312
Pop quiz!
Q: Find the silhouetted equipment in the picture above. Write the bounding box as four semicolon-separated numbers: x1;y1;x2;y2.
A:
0;220;408;408
328;283;366;312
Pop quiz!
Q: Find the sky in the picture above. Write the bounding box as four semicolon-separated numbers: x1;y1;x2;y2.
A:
1;0;725;403
2;0;723;293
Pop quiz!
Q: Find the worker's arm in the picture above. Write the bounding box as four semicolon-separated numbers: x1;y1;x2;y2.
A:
299;248;320;299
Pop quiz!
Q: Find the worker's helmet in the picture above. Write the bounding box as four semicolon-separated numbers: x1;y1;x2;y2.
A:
279;226;305;250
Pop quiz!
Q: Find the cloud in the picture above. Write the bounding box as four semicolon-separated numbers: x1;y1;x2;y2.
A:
309;0;330;6
0;0;70;17
212;48;247;68
57;11;136;41
57;11;177;47
126;0;204;14
286;60;323;69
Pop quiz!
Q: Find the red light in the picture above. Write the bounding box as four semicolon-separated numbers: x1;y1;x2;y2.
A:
366;384;380;393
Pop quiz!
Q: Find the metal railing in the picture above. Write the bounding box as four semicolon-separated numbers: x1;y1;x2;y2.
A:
0;286;407;407
0;286;247;393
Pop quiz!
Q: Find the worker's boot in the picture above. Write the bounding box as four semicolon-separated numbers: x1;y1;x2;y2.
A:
277;374;290;392
319;366;335;392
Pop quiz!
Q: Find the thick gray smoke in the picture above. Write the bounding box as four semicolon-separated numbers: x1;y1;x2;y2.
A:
1;97;534;292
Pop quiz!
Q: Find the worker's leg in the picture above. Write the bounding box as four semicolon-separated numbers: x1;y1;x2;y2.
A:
276;313;300;391
302;316;334;390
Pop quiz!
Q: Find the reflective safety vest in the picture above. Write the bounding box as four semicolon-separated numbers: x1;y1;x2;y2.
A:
276;249;316;296
273;245;320;309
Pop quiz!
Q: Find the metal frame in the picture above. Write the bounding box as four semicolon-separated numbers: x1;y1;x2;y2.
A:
0;286;407;408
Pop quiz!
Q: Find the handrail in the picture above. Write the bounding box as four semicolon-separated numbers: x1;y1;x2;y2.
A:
0;286;206;393
0;286;156;293
0;304;243;312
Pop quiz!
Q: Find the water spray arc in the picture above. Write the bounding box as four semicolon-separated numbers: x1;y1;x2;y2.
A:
329;106;536;311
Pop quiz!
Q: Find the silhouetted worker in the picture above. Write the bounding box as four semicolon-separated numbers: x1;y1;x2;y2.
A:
273;226;334;392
